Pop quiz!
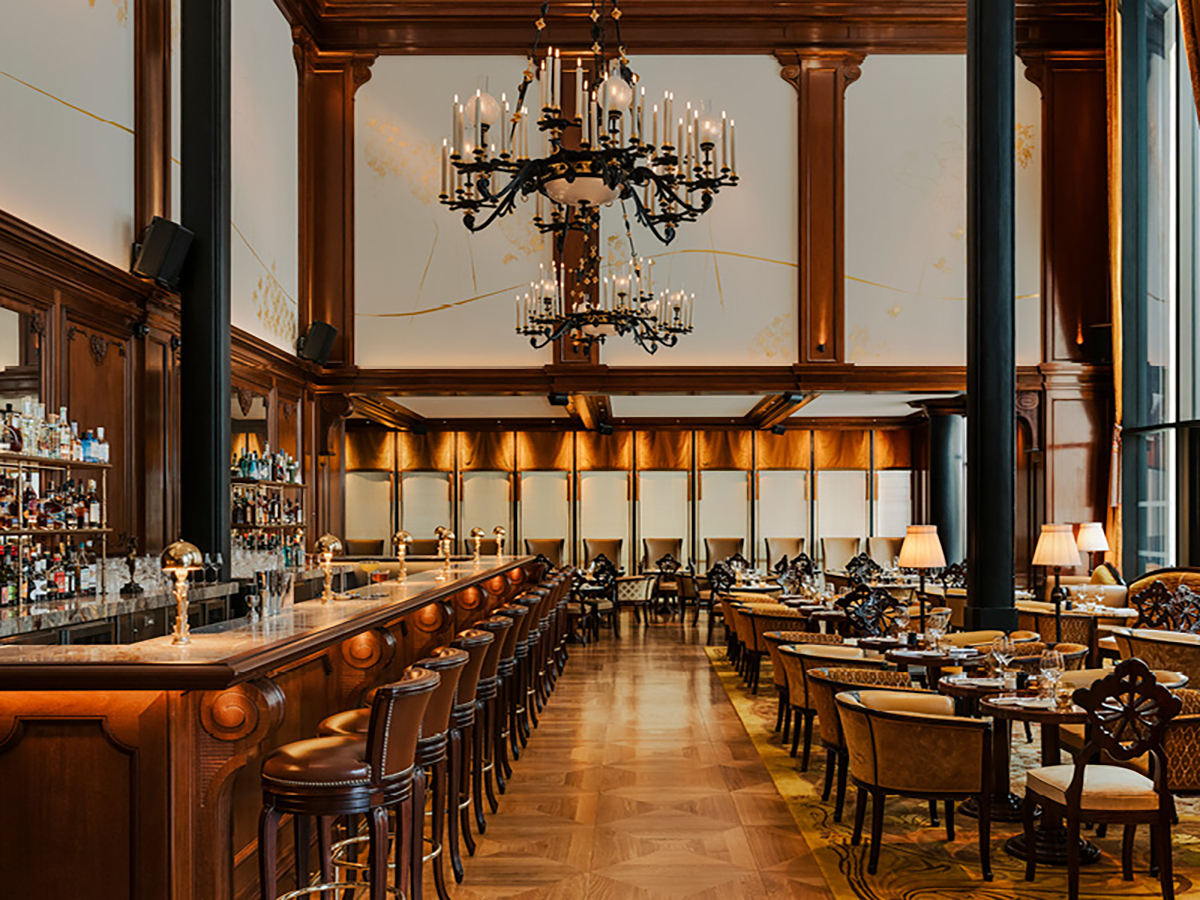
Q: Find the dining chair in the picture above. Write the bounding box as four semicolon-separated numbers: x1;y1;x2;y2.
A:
643;537;683;569
705;537;744;566
1057;668;1190;760
409;538;442;556
867;536;904;568
821;537;862;573
765;537;805;571
345;538;385;556
524;538;565;568
615;575;656;626
778;643;884;771
1111;627;1200;685
677;571;702;626
1022;658;1181;900
741;606;807;693
584;538;624;570
807;667;915;821
837;689;993;880
1016;609;1101;667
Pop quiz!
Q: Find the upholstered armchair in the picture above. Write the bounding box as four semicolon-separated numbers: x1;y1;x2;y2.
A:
836;690;993;880
643;537;683;569
524;538;565;567
1111;627;1200;685
765;537;805;571
741;607;808;694
821;537;862;573
705;537;744;566
867;536;904;568
763;631;845;742
583;538;623;570
806;667;914;821
778;643;886;771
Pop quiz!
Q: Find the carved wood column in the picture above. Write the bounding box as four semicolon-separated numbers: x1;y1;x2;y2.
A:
1020;50;1109;363
777;51;863;365
294;30;377;369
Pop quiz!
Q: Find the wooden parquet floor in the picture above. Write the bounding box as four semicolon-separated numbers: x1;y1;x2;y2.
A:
445;616;833;899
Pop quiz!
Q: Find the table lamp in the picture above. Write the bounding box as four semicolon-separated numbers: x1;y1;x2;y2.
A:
438;530;456;579
898;524;946;633
393;530;413;582
1033;523;1081;642
493;525;507;556
470;526;486;563
161;539;204;645
315;532;344;603
1075;522;1109;573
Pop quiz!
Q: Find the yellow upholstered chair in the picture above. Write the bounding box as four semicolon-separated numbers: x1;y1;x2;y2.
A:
524;538;566;567
705;537;744;565
867;536;904;568
584;538;623;569
821;537;862;572
643;537;683;569
765;537;805;570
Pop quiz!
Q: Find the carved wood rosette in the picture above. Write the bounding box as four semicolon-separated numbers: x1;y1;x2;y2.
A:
338;627;398;707
776;50;865;365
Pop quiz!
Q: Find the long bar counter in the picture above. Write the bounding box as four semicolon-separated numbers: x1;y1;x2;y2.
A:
0;555;540;900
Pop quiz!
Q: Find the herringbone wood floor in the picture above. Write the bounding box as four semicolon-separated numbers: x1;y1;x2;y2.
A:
444;616;832;898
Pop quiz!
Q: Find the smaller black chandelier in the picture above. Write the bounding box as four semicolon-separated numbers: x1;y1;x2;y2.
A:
438;0;739;246
516;258;694;355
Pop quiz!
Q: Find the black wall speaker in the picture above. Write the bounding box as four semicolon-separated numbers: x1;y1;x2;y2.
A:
131;216;194;288
548;393;570;406
297;321;338;365
771;424;787;435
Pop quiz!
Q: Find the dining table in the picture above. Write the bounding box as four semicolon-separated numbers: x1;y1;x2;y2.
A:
980;694;1101;865
885;645;989;687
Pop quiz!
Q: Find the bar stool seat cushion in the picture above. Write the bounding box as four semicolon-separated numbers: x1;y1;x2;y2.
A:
319;708;370;737
1025;763;1158;811
262;735;371;788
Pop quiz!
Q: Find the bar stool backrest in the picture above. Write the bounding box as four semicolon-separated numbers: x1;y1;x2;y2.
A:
451;629;494;706
496;605;529;657
414;647;469;741
474;616;513;679
368;666;441;782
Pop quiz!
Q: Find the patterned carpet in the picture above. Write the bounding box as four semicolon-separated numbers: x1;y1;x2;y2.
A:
706;646;1200;899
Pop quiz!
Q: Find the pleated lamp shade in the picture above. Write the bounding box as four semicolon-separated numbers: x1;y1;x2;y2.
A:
898;525;946;570
1075;522;1110;553
1032;524;1082;568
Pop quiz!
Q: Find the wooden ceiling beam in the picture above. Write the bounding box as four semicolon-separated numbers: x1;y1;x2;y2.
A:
747;392;818;428
567;393;612;431
348;393;428;431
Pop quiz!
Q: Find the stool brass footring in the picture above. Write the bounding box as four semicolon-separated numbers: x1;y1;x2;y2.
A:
276;881;397;900
422;835;444;864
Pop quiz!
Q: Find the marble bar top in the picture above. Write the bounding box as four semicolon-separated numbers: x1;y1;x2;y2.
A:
0;556;530;691
0;582;239;639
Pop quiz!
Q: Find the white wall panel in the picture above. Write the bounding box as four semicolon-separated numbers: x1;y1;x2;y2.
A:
346;472;393;542
400;472;452;540
231;0;299;351
757;471;809;565
355;57;548;368
461;472;512;537
0;2;133;267
579;471;631;570
519;471;570;555
843;55;1041;365
874;471;912;541
638;471;690;566
699;471;749;566
816;471;869;551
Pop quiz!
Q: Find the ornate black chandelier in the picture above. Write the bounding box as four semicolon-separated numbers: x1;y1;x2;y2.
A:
438;0;739;245
516;256;694;355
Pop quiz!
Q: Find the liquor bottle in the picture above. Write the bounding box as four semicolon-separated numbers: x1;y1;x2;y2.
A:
96;427;109;464
57;407;70;459
1;404;21;454
70;422;82;461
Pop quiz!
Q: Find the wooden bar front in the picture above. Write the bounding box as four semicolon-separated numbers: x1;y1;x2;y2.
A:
0;557;539;900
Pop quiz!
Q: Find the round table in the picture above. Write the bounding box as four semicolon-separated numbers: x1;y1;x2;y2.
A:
885;647;988;687
980;695;1100;866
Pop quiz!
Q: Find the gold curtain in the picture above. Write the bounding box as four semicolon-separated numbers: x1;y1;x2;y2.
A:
696;430;752;470
345;426;394;471
1180;1;1200;117
813;429;870;470
398;431;455;471
635;430;692;470
755;429;812;469
872;429;913;470
516;431;573;470
1106;0;1123;565
458;431;516;471
576;431;633;469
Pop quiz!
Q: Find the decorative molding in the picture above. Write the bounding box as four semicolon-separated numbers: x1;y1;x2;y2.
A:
340;628;397;670
199;679;286;744
236;386;255;418
89;334;109;366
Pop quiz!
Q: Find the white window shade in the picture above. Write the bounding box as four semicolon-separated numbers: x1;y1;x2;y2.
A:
579;471;631;571
519;471;571;560
816;471;868;551
346;472;392;542
638;471;690;567
400;472;452;541
873;471;912;540
699;470;749;566
461;472;511;539
757;471;809;566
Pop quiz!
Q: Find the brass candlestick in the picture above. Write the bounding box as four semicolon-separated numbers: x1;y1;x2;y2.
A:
439;531;456;579
161;539;203;645
493;525;507;557
393;530;413;582
316;533;344;602
471;526;486;563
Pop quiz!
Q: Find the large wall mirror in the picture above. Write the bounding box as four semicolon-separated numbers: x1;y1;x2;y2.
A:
0;303;41;407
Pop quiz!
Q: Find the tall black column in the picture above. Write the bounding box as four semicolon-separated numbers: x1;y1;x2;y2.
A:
179;0;231;574
965;0;1017;630
927;405;966;565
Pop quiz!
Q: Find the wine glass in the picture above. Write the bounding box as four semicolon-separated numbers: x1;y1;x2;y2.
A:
359;561;382;598
893;605;911;640
1039;649;1065;700
992;635;1016;692
927;610;950;651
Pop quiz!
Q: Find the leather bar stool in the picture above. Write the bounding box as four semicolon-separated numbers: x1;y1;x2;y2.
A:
473;615;514;808
512;589;547;733
447;628;493;881
320;647;467;900
259;667;439;900
534;581;560;706
495;604;530;762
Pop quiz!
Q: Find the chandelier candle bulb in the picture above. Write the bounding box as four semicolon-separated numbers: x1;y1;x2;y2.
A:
721;111;728;171
575;58;583;121
555;49;562;111
730;119;737;176
440;141;448;197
